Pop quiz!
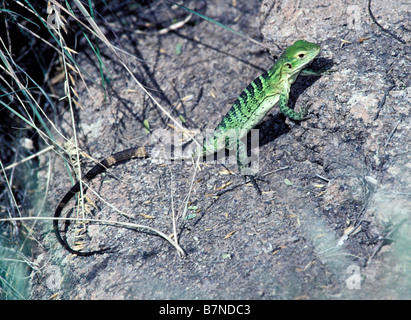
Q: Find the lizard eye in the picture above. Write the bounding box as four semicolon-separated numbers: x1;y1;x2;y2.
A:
298;53;305;59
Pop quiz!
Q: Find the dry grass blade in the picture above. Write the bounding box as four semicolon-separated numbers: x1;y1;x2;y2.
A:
3;146;54;171
0;216;185;257
68;0;201;149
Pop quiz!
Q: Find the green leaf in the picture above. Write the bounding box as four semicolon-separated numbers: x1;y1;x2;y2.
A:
143;119;150;133
175;42;183;55
222;253;232;259
284;178;293;186
184;213;197;220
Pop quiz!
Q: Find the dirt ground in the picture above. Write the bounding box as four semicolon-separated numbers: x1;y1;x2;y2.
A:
30;0;410;299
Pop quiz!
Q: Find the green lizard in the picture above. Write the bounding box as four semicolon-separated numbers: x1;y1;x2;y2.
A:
54;40;327;256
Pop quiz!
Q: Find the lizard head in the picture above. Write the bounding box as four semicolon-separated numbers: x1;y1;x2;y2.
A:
279;40;321;75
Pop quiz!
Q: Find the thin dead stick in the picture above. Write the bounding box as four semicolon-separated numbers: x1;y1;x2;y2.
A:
213;166;289;196
0;216;186;256
135;14;193;35
65;180;185;254
374;85;394;121
385;117;402;147
178;153;201;224
368;0;406;44
168;168;179;244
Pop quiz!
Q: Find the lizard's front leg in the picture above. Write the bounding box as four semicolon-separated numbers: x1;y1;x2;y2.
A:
279;89;308;121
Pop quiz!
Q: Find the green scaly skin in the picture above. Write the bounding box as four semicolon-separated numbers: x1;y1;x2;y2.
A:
54;40;326;256
200;40;323;191
211;40;321;131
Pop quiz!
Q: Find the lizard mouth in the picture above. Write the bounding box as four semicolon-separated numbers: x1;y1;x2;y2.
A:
295;59;315;73
297;50;320;72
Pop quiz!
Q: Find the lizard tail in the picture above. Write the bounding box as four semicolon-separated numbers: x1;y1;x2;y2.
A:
53;146;149;256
